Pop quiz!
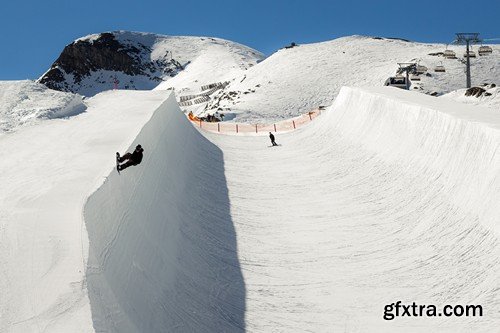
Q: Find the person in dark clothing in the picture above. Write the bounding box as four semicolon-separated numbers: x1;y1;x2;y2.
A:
269;132;278;146
117;144;144;171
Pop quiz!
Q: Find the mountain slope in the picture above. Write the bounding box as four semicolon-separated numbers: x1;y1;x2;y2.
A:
0;90;168;332
205;87;500;331
38;31;264;97
84;94;245;332
0;80;85;133
200;36;500;122
442;85;500;108
37;32;499;122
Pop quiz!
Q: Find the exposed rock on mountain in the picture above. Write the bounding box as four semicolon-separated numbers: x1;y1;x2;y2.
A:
38;31;263;97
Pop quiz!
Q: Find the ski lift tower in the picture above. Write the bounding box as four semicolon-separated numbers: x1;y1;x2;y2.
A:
455;33;481;88
397;62;417;90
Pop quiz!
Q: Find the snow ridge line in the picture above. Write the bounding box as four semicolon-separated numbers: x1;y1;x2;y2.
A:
83;94;246;332
328;87;500;230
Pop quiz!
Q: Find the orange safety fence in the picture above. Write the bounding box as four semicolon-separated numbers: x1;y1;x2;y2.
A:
189;109;323;134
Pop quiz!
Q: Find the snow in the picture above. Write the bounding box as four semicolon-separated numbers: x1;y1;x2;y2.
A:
111;31;264;90
442;86;500;110
84;94;245;332
0;89;169;332
203;87;500;331
67;69;162;97
40;31;264;97
2;32;500;332
38;33;498;122
75;34;101;44
0;80;86;133
179;36;500;122
3;84;498;331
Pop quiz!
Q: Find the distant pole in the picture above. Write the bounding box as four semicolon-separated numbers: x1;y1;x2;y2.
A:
466;40;471;88
455;33;481;89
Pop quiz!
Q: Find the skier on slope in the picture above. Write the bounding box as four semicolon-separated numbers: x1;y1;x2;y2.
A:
116;144;144;171
269;132;278;146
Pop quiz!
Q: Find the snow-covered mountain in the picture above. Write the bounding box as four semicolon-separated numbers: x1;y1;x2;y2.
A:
198;36;500;122
2;31;500;332
37;31;264;97
0;80;85;133
442;84;500;108
37;32;499;123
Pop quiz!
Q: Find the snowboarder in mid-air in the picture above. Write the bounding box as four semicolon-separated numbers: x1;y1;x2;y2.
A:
116;144;144;172
269;132;278;146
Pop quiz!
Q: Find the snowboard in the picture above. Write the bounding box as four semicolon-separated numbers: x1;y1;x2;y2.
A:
116;152;121;174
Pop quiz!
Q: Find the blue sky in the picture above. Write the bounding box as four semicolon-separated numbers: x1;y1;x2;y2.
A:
1;0;499;80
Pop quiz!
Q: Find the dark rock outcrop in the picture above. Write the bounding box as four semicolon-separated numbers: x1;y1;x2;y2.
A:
465;87;486;97
38;32;183;95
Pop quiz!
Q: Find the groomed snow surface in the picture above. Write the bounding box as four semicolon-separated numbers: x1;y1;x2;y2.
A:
1;85;500;332
0;90;168;332
0;81;86;133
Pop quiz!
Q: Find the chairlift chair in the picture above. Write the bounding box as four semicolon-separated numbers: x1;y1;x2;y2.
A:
410;74;420;81
478;45;493;56
443;49;456;59
434;63;446;72
416;65;428;74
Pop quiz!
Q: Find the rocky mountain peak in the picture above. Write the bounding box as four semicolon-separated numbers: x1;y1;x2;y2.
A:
38;32;183;96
